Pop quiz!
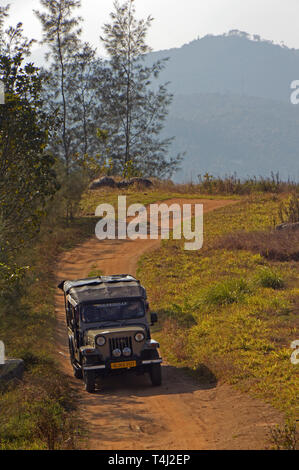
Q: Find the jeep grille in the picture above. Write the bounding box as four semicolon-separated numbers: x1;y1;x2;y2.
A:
109;336;133;356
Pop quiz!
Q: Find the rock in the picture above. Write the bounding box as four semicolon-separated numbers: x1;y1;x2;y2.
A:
89;176;116;190
275;222;299;231
88;176;153;190
128;177;153;188
0;358;24;387
117;180;132;189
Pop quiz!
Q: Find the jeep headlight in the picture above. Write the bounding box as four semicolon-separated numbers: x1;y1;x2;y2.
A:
96;336;106;346
123;347;131;357
134;332;145;342
112;348;121;357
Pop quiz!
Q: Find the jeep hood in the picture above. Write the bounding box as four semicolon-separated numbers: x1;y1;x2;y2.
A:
86;326;145;340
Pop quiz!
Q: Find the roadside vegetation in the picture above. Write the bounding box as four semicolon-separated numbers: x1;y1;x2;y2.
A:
137;193;299;445
0;206;95;449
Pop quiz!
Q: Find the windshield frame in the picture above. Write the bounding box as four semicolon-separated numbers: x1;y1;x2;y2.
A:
79;298;146;324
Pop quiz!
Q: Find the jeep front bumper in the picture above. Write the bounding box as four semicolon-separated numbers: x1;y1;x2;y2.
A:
83;358;162;371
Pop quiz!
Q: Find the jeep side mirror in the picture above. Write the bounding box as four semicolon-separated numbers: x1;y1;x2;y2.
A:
150;313;158;325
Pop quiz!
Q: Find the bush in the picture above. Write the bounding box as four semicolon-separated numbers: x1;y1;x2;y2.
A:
203;278;251;306
278;193;299;224
254;268;285;290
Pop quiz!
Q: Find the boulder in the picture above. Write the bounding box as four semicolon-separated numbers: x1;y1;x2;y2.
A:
89;176;116;190
117;180;132;189
128;177;153;188
0;358;24;387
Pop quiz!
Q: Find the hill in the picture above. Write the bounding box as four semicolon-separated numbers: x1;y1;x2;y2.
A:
146;32;299;180
164;93;299;181
148;31;299;103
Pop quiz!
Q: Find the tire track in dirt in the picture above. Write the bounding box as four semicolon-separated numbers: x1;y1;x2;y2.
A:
55;198;282;450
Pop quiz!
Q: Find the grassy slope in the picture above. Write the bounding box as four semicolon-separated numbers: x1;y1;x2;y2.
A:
137;194;299;421
79;188;236;217
0;217;95;449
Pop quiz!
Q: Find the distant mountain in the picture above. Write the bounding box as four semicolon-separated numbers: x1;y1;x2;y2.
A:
148;31;299;103
146;32;299;180
163;93;299;181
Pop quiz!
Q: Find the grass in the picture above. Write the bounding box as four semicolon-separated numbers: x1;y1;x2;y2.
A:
269;421;298;450
254;267;285;290
0;216;95;449
137;194;299;427
216;229;299;262
79;187;237;217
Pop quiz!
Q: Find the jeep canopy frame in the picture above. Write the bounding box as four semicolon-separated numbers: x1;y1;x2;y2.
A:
58;274;147;307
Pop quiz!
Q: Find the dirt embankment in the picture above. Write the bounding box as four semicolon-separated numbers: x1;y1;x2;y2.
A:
55;199;282;450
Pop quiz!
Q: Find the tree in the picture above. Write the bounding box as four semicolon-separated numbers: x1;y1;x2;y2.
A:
100;0;182;178
34;0;83;176
35;1;105;219
0;7;58;288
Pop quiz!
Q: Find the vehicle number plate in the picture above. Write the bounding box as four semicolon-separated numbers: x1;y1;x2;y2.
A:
111;360;136;369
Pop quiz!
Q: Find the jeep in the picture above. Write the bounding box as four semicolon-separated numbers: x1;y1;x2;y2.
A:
58;275;162;393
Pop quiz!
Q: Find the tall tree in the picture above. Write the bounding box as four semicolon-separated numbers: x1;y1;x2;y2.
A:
35;1;105;218
100;0;182;178
34;0;83;176
66;42;101;159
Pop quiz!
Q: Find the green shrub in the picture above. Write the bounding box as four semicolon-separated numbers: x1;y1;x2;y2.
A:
254;267;284;290
203;278;252;306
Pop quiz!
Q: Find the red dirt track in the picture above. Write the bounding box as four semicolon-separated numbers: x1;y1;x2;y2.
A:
55;198;281;450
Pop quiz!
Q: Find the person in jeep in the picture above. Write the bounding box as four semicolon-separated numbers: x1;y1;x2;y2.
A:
58;275;162;393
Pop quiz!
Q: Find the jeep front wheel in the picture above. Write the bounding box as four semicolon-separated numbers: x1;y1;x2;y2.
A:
84;370;96;393
150;363;162;386
73;364;83;379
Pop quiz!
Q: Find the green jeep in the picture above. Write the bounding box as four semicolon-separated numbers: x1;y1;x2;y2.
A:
58;275;162;393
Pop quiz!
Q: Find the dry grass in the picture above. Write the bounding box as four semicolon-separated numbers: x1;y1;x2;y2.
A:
215;229;299;261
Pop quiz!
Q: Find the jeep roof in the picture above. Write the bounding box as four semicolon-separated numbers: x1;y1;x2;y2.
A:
58;274;147;306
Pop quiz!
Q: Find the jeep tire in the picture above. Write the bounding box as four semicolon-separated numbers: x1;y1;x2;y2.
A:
148;350;162;386
73;364;83;379
84;370;96;393
150;363;162;386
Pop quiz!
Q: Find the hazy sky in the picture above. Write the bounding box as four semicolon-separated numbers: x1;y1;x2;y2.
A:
3;0;299;60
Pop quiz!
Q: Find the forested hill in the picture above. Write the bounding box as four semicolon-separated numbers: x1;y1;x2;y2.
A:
163;93;299;181
148;31;299;103
146;32;299;181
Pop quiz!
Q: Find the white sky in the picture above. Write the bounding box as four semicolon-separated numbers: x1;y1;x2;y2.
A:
3;0;299;59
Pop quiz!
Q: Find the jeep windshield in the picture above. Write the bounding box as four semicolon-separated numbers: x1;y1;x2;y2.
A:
81;300;145;323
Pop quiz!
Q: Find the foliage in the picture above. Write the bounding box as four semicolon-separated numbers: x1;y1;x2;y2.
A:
254;267;285;290
0;209;95;449
278;193;299;224
196;172;299;195
0;13;58;289
202;278;252;306
100;0;182;178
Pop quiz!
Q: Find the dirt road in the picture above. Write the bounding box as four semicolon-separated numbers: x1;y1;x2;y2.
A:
55;198;281;450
